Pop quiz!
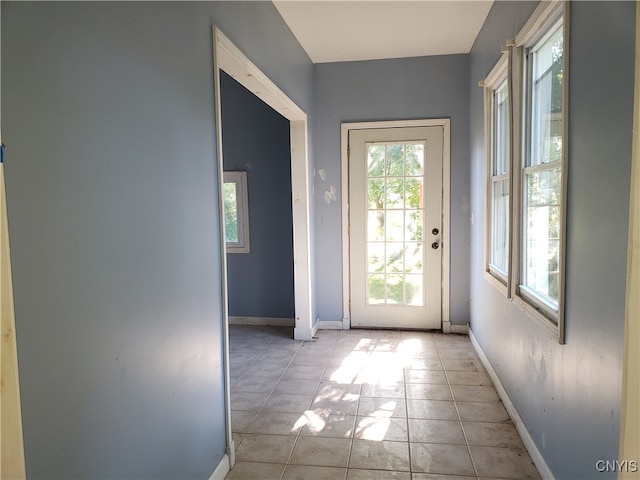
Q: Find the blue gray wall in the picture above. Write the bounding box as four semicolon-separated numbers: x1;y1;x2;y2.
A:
1;2;312;478
469;2;635;478
220;72;295;319
313;55;471;325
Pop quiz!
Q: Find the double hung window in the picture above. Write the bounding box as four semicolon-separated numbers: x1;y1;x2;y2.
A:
484;54;511;288
483;1;567;342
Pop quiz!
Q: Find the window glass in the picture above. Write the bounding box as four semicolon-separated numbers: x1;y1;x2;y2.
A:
522;19;563;309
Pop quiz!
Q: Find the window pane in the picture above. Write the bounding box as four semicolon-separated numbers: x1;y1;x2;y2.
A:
490;178;509;274
494;80;509;175
529;22;563;167
368;145;385;177
223;182;238;243
523;168;561;306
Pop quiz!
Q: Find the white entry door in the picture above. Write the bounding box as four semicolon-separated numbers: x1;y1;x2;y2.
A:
349;126;443;329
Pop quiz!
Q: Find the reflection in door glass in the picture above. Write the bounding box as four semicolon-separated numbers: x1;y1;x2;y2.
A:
365;142;426;306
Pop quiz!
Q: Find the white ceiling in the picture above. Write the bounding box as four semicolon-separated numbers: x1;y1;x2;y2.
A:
273;1;494;64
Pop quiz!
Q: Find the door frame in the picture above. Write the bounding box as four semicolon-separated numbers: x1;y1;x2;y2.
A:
341;119;451;331
212;27;314;471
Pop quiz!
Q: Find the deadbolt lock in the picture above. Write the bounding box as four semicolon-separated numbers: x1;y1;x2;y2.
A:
432;228;439;235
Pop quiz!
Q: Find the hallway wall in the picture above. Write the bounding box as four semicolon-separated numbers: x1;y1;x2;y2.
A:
313;54;471;325
1;2;312;478
469;2;635;478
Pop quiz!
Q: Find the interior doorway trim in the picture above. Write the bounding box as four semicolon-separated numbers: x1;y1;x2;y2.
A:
340;119;451;331
212;27;314;469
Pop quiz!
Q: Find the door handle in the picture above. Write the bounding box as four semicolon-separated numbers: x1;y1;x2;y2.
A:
431;242;439;250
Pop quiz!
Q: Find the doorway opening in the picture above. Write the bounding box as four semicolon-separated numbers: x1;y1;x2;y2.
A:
212;27;313;470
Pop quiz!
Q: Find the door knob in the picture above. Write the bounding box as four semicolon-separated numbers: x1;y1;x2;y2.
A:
432;242;439;250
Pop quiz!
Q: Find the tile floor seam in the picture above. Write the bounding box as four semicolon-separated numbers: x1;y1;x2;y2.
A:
440;346;481;480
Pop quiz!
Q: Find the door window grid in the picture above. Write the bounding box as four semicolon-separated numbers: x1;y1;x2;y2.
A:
365;141;426;306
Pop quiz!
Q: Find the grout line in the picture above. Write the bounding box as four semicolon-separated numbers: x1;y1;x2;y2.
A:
438;341;481;480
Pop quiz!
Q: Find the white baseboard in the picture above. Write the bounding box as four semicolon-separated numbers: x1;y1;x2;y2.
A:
228;316;294;327
208;454;230;480
316;320;344;330
450;323;469;334
469;329;555;480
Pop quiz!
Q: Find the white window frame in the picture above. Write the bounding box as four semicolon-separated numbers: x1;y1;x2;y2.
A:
223;171;250;253
480;1;568;343
512;0;568;343
483;51;512;295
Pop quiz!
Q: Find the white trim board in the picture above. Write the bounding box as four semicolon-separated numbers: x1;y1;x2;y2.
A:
229;316;295;327
469;329;555;480
341;119;451;332
208;454;230;480
212;26;314;478
213;27;314;343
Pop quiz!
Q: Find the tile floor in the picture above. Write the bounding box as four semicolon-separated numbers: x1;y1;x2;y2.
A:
226;325;541;480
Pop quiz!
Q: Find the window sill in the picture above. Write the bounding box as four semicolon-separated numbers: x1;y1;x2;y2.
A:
483;270;509;297
512;294;564;344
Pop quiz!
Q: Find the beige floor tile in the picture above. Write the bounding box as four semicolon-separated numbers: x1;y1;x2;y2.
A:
275;378;321;395
228;327;540;480
224;461;285;480
463;421;526;448
408;419;466;445
299;413;356;438
291;352;331;366
311;398;359;416
405;369;448;384
437;348;478;360
410;443;475;476
256;350;297;366
456;401;510;423
360;383;405;398
248;412;306;436
433;334;471;347
289;436;351;467
346;468;411;479
470;446;542;479
349;439;410;471
450;385;500;402
441;358;484;372
283;365;326;380
406;399;458;420
411;474;475;480
446;371;492;386
232;375;280;394
357;397;407;418
263;393;314;414
282;464;347;480
229;350;262;363
245;362;289;378
231;410;257;433
404;357;444;370
230;391;269;412
354;416;408;441
406;383;453;401
235;434;296;464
